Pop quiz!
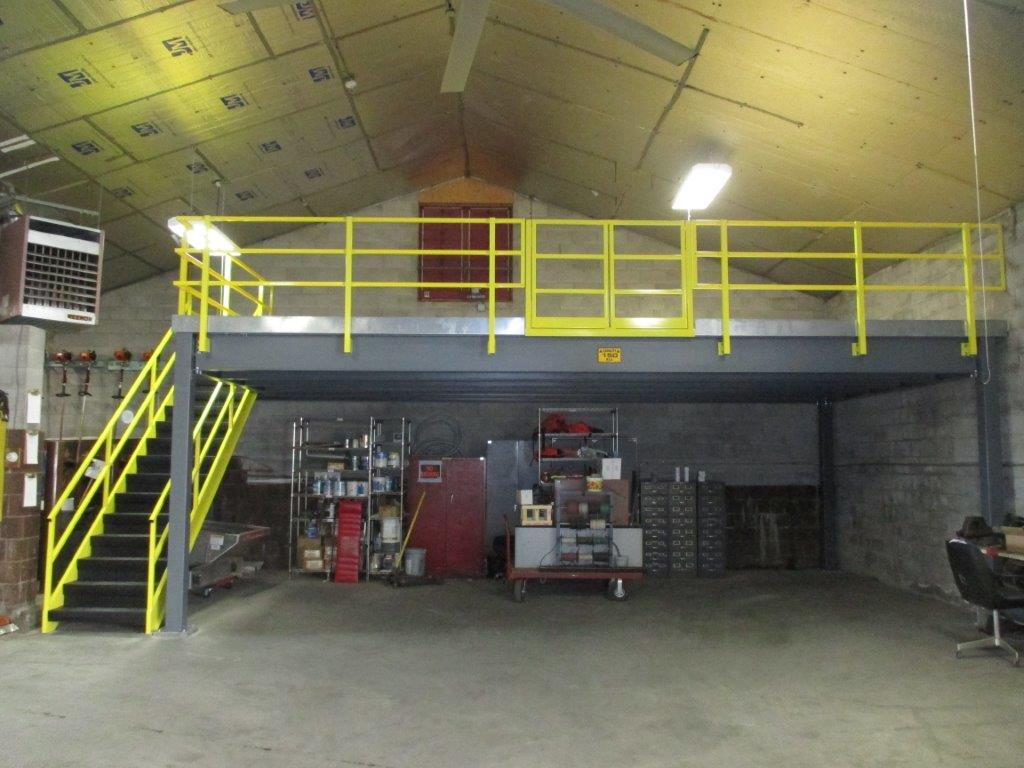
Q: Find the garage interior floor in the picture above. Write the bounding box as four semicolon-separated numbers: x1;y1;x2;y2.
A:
2;572;1021;768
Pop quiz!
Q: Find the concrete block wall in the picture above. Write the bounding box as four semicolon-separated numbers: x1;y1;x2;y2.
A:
239;400;819;487
833;379;980;595
829;201;1024;598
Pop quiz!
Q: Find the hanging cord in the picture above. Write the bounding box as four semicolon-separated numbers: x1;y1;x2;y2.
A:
961;0;992;386
411;415;463;457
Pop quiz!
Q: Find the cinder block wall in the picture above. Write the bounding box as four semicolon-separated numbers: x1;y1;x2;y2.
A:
241;400;819;487
828;202;1023;597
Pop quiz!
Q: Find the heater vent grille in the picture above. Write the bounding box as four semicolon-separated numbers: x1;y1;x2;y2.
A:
0;216;103;325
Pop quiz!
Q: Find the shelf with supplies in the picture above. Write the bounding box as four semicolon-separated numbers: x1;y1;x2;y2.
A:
289;416;410;580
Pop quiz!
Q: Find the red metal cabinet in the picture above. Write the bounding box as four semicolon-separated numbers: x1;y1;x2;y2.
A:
407;458;486;578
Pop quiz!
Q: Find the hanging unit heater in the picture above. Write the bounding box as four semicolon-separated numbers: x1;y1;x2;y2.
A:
0;215;103;326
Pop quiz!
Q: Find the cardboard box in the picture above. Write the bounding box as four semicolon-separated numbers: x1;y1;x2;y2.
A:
516;489;534;505
1004;526;1024;554
303;559;325;571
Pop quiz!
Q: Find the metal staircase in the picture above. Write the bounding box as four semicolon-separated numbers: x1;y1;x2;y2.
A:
41;329;256;633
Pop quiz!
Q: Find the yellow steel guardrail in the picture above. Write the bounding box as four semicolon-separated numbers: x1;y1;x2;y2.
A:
172;216;1005;359
41;328;175;633
145;377;256;633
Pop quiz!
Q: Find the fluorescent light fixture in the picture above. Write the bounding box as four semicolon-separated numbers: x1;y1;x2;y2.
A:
167;217;239;255
671;163;732;211
0;134;36;153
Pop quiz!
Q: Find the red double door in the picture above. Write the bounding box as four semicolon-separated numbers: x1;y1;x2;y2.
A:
406;458;486;578
418;204;513;302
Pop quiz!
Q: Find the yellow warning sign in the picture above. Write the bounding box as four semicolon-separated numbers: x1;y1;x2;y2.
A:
597;347;622;364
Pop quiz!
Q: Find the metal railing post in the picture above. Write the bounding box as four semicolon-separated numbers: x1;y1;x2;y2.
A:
177;245;189;315
199;215;212;352
344;217;353;354
961;223;978;356
851;222;868;356
488;218;497;355
718;222;731;356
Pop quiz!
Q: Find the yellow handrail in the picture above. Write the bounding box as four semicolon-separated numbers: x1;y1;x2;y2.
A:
144;377;257;633
171;215;1006;360
41;328;175;632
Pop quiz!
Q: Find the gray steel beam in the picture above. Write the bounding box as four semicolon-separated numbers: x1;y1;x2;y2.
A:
975;339;1005;526
817;399;837;570
163;330;196;634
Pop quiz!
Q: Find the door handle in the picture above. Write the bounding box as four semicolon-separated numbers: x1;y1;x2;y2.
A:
449;493;456;506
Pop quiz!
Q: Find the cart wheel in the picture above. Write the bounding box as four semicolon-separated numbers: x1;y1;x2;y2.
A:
607;579;628;601
512;579;526;603
201;587;214;598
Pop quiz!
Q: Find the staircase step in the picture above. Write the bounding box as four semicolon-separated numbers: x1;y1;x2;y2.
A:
115;492;164;513
104;512;168;533
126;472;171;493
91;533;150;557
136;454;216;474
156;420;225;438
64;581;147;608
50;606;145;629
77;556;165;580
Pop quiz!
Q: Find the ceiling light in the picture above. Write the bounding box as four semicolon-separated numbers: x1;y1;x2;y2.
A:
167;217;239;256
343;75;358;91
0;135;36;153
671;163;732;211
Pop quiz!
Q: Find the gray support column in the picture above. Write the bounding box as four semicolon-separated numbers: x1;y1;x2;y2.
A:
164;331;196;633
817;399;838;571
975;340;1005;526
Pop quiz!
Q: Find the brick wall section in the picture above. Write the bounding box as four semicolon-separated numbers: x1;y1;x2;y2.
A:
1;429;43;627
829;202;1023;597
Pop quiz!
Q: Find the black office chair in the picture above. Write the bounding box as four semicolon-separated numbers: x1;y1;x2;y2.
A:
946;538;1024;666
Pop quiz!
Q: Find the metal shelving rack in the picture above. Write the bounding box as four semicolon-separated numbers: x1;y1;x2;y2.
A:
536;407;619;488
364;416;410;580
536;407;622;569
289;417;371;578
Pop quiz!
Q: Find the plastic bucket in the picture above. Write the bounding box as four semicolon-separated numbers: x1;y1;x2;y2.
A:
404;548;426;577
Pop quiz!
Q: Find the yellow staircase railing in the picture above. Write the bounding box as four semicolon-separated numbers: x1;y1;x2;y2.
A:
41;329;176;632
145;378;257;633
42;328;257;634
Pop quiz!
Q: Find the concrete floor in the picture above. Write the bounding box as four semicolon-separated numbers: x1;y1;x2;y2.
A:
2;572;1023;768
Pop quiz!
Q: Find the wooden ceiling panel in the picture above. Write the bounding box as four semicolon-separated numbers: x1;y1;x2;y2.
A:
488;0;695;81
369;114;463;171
96;148;209;211
196;103;368;179
303;167;418;217
466;71;649;165
354;68;455;137
324;1;442;38
0;2;79;59
33;119;135;175
60;0;184;29
249;3;323;55
337;6;451;93
476;18;676;129
0;1;268;131
465;112;619;195
88;44;345;160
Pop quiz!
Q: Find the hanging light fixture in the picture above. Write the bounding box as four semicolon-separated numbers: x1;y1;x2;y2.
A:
671;163;733;211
